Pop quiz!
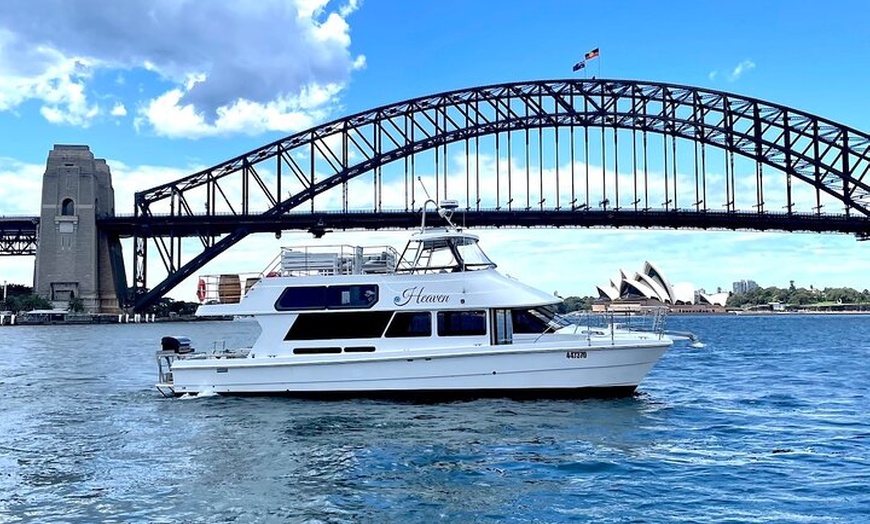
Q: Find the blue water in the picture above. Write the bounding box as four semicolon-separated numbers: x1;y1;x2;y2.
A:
0;315;868;523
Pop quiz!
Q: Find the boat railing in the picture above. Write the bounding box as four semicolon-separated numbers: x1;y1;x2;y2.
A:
271;245;400;277
195;245;400;304
559;306;669;339
195;272;265;304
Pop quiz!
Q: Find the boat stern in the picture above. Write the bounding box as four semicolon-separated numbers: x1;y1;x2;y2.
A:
155;335;194;397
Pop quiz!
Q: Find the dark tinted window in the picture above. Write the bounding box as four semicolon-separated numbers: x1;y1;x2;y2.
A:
385;312;432;338
276;286;327;310
293;347;342;355
437;310;486;336
512;309;549;334
285;311;393;340
344;346;376;353
276;285;379;311
326;284;378;309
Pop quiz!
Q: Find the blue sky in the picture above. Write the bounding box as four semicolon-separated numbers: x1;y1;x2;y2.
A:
1;0;868;300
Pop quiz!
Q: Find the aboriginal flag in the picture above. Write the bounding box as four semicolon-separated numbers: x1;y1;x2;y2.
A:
585;48;600;60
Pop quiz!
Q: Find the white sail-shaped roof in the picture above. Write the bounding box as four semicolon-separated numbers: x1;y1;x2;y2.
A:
636;272;673;303
619;274;660;300
595;261;702;305
643;262;675;301
596;284;620;301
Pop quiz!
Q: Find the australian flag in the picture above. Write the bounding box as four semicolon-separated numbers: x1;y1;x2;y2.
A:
572;61;586;72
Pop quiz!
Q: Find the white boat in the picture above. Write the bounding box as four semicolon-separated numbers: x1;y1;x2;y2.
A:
156;200;673;399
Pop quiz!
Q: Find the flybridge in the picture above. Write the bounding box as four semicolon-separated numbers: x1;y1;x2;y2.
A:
194;244;397;305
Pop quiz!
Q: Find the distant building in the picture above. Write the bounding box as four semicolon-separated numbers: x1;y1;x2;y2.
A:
596;262;683;304
732;279;759;295
594;261;727;312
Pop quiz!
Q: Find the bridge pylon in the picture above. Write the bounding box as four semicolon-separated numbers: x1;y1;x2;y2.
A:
35;145;126;314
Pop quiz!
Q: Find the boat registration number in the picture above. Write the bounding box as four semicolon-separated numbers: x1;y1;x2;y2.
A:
566;351;588;359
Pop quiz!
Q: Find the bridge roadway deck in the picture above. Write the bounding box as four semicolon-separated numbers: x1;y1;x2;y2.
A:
97;209;870;238
3;209;868;257
0;216;39;231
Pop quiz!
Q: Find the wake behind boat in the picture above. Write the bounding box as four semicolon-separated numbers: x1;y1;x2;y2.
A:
156;200;673;399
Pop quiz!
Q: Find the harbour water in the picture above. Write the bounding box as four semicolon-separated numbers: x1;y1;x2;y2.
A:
0;314;867;523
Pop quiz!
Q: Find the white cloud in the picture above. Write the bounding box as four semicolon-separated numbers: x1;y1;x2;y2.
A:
728;59;755;82
707;59;756;84
110;102;127;117
135;83;342;139
0;32;101;126
0;157;44;214
0;0;364;135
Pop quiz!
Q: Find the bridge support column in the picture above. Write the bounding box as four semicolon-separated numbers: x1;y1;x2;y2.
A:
35;145;124;314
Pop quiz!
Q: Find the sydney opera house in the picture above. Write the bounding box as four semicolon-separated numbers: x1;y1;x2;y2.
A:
594;262;729;312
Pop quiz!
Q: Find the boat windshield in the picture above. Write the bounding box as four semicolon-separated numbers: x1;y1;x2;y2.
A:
512;306;568;334
397;233;496;273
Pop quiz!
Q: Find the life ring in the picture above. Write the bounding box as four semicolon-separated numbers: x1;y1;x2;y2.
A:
196;278;206;302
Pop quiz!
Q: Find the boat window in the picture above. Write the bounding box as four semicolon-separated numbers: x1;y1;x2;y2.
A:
429;244;456;269
385;312;432;338
453;237;495;270
344;346;377;353
276;284;379;311
276;286;327;310
293;347;342;355
285;311;393;340
437;310;487;337
511;307;568;334
409;238;458;272
396;235;494;274
512;308;550;334
326;284;378;309
492;309;513;345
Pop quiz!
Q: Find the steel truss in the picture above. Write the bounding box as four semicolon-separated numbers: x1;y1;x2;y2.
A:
0;218;38;256
127;79;870;311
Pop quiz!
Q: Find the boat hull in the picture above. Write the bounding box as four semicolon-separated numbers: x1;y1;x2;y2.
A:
160;339;670;399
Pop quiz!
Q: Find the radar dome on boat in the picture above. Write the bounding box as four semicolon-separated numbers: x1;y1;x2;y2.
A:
438;199;459;222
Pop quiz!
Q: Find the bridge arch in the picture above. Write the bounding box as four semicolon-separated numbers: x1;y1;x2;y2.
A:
129;79;870;310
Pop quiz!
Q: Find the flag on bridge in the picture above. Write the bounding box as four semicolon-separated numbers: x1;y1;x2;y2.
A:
585;47;600;61
572;61;586;72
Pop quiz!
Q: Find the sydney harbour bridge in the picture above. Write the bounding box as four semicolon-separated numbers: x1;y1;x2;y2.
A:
2;79;869;312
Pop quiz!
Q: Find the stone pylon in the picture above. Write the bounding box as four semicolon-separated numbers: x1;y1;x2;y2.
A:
34;145;124;313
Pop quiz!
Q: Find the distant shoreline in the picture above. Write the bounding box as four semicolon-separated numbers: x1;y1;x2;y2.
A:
0;313;232;326
665;309;870;315
722;310;870;315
